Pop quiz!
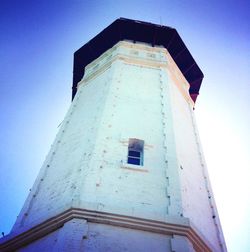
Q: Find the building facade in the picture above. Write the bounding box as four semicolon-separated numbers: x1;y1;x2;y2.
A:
0;18;227;252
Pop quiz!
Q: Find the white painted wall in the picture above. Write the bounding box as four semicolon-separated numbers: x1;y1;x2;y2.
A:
169;71;222;250
17;219;195;252
8;41;225;251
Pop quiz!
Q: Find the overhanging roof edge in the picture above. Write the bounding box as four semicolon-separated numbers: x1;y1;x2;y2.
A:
72;18;204;102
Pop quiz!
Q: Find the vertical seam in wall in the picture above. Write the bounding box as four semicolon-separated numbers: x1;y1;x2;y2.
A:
159;65;171;215
75;61;117;210
71;71;111;207
160;56;184;217
188;104;225;251
92;61;119;209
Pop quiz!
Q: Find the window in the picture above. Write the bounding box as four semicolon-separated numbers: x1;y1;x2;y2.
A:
127;138;144;166
130;50;139;55
147;53;156;58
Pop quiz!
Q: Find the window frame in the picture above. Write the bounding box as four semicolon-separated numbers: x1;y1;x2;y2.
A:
127;138;144;166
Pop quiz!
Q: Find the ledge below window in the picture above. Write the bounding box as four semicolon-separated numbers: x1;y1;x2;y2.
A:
120;162;149;173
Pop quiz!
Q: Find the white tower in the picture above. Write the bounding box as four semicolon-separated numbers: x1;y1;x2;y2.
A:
0;18;226;252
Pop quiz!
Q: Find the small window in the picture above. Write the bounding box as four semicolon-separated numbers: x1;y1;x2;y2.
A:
130;50;139;55
127;138;144;166
147;53;156;58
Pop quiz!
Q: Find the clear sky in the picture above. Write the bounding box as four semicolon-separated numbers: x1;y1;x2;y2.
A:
0;0;249;251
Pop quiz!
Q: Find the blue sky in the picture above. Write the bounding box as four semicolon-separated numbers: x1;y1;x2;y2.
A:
0;1;249;251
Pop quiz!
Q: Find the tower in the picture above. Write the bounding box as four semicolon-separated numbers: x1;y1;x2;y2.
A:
0;18;226;251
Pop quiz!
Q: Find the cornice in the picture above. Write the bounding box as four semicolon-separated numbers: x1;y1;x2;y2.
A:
72;18;204;102
77;42;193;106
0;208;213;252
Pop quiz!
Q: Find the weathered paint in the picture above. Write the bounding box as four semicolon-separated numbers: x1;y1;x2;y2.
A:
0;41;226;251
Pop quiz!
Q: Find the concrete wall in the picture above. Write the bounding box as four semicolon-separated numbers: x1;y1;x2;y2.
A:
167;57;224;250
11;55;114;235
8;41;225;251
17;218;195;252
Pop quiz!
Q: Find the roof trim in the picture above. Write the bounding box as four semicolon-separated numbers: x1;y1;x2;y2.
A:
72;18;204;103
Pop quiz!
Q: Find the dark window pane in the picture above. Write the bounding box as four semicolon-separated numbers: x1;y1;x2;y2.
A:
128;138;144;151
128;157;140;165
128;150;141;157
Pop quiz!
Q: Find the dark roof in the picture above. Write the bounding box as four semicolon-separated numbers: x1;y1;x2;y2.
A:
73;18;204;103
